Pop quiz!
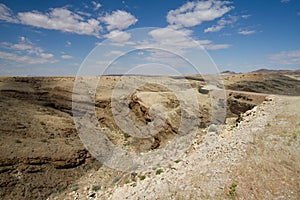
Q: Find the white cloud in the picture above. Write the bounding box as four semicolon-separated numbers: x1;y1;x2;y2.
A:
241;14;251;19
0;4;104;37
76;11;92;17
0;3;18;22
136;28;198;54
167;1;233;28
206;43;231;50
104;30;131;43
0;1;138;37
20;36;26;42
146;27;230;51
238;30;256;35
149;27;193;44
17;8;102;37
2;37;39;54
204;15;238;33
204;25;224;33
104;50;124;57
0;37;57;64
40;53;54;59
10;43;32;51
65;41;72;47
0;51;56;64
269;50;300;65
101;10;138;30
61;54;73;59
92;1;102;11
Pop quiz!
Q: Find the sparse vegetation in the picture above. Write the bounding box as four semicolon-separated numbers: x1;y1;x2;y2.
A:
40;121;46;126
71;184;79;192
112;176;121;184
287;132;298;146
229;124;236;130
41;139;48;143
292;132;298;140
123;132;131;139
156;169;163;175
266;122;271;127
92;184;101;191
228;183;238;199
131;183;137;187
15;139;22;143
174;159;181;163
138;175;146;181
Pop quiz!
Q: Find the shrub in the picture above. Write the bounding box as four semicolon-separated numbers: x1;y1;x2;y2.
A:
40;121;46;126
228;183;238;199
92;184;101;191
292;132;298;140
156;169;163;175
15;139;22;143
41;139;48;143
71;184;79;192
138;175;146;181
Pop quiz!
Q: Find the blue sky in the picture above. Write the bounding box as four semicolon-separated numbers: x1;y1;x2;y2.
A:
0;0;299;75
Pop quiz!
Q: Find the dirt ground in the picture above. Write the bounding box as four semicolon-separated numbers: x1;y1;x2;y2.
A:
0;70;299;199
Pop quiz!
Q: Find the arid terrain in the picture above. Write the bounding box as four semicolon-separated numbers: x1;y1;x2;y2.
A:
0;70;299;199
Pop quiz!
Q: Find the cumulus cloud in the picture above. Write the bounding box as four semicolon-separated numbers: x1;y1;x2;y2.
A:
130;27;230;54
204;25;224;33
167;1;233;28
0;37;57;64
238;30;256;35
61;54;73;59
204;15;238;33
0;4;137;38
92;1;101;11
136;28;198;54
0;51;56;64
104;30;131;43
17;8;102;37
149;28;193;45
151;2;234;51
0;3;18;22
269;50;300;65
101;10;138;31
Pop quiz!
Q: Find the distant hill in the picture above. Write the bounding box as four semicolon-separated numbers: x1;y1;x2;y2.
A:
221;70;237;75
251;69;300;75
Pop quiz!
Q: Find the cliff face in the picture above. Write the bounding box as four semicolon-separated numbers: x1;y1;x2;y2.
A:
0;77;100;199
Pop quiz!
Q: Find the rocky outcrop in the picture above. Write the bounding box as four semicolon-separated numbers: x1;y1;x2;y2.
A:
227;92;266;117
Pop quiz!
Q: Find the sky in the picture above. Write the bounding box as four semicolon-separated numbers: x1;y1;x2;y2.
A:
0;0;299;76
